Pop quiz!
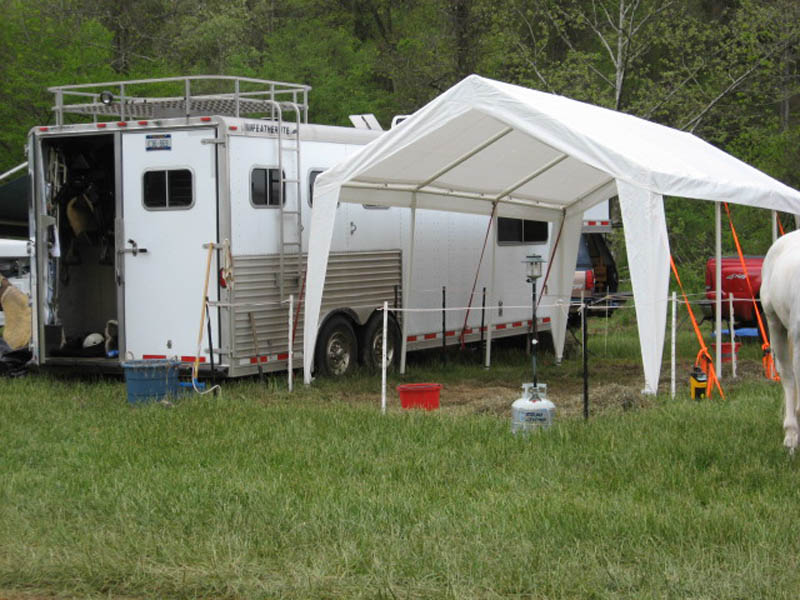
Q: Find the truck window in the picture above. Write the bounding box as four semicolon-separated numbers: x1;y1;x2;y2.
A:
497;217;548;244
251;168;285;207
143;169;193;209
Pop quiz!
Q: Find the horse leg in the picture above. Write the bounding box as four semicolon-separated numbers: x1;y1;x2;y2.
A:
767;314;797;451
791;324;800;455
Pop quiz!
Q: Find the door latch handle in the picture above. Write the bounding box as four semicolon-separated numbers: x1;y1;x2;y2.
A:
123;239;148;256
350;221;357;235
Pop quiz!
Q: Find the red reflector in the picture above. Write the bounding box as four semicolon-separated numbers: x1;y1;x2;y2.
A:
39;127;49;132
496;324;507;330
445;331;455;337
201;117;212;122
587;220;596;226
97;123;107;128
117;122;127;127
218;269;227;289
138;120;148;126
229;125;238;131
142;354;167;360
601;221;609;225
181;356;206;363
512;321;522;328
543;317;551;323
277;353;289;360
424;333;437;340
406;335;417;342
585;269;595;291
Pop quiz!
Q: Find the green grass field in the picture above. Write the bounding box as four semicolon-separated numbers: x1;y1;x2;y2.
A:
1;318;797;599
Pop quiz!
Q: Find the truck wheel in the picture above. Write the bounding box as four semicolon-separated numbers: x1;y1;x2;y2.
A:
360;312;400;371
315;315;358;377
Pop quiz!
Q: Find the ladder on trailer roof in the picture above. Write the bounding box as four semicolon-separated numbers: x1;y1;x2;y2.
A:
275;102;304;302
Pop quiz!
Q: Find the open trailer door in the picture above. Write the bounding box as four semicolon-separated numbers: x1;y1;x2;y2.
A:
121;128;219;362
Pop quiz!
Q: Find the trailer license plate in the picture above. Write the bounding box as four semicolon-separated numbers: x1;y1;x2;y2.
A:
146;134;172;151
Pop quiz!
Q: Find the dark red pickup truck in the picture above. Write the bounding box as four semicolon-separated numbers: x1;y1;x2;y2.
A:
703;256;764;324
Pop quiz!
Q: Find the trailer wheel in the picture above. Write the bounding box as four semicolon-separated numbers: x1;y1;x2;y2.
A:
315;315;358;377
360;312;400;371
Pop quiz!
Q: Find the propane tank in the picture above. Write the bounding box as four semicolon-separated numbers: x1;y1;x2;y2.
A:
511;383;555;434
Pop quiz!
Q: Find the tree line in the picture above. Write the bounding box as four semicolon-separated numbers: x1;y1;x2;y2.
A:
1;0;797;284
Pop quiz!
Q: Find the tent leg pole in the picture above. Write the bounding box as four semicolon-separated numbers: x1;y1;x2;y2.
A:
715;201;722;378
400;204;416;375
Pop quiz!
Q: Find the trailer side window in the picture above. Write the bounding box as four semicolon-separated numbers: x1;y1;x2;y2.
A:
251;168;285;207
497;217;548;244
308;169;324;207
143;169;193;209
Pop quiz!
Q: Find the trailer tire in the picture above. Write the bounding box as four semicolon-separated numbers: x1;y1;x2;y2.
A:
315;315;358;377
360;312;400;371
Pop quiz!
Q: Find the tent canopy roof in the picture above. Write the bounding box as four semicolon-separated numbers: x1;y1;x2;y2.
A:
316;74;800;218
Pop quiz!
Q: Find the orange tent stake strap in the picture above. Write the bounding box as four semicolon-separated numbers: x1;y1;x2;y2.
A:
669;255;725;400
723;202;779;382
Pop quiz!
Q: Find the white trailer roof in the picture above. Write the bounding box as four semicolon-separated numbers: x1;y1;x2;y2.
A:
303;75;800;391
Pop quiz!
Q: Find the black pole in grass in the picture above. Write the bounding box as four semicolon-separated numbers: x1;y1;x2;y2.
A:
480;286;486;357
583;299;589;420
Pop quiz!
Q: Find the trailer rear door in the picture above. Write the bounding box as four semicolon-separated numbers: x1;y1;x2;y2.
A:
121;129;218;361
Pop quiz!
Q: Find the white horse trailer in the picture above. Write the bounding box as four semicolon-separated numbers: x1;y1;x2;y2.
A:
27;76;606;377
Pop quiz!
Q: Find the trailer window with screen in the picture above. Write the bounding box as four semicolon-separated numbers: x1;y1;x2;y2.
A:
497;217;549;244
143;169;193;209
251;168;285;207
308;169;323;206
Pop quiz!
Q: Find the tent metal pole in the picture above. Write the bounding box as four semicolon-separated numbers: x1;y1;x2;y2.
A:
715;201;722;377
484;217;496;368
341;181;565;218
492;154;568;201
400;199;417;374
415;127;513;190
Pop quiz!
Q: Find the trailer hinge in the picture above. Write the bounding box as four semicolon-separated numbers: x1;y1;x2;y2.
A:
201;138;226;146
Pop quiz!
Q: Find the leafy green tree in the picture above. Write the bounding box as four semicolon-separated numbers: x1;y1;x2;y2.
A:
0;0;114;172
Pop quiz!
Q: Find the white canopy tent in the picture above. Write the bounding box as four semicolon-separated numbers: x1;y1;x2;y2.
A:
303;75;800;390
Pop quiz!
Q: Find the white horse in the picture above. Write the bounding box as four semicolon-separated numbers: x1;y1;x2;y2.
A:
761;229;800;451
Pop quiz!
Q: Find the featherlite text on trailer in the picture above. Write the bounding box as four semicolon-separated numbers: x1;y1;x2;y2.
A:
27;76;612;377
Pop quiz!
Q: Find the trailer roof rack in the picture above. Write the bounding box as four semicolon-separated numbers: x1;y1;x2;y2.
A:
48;75;311;125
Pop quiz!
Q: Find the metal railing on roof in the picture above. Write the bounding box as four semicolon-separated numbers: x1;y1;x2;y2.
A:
48;75;311;125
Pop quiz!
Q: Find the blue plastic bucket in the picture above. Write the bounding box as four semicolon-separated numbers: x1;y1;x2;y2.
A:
121;359;180;404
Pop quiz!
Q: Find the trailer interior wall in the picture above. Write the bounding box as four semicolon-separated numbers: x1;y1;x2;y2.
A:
37;134;118;357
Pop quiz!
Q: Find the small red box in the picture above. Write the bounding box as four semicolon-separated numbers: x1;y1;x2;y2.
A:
396;383;442;410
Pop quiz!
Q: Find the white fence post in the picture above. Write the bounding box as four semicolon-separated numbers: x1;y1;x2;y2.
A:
288;294;294;393
381;301;388;415
730;293;736;379
671;291;676;400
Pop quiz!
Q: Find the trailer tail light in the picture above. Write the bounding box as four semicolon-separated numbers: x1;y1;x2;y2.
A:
585;269;595;291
